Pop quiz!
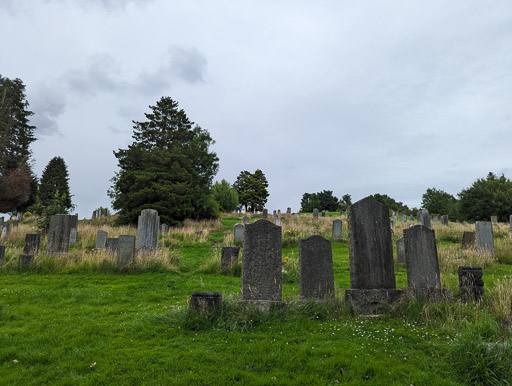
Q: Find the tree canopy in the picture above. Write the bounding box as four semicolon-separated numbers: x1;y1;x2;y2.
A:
300;190;340;212
212;179;239;212
421;187;458;218
233;169;269;212
108;97;219;225
39;156;73;211
371;193;411;214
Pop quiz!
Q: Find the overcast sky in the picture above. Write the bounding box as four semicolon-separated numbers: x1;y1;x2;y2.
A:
2;0;512;218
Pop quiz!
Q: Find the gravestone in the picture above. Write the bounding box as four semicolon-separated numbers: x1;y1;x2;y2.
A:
70;214;78;231
277;210;281;215
16;212;22;221
294;213;299;219
48;214;73;253
117;235;136;267
461;231;475;249
241;219;282;302
286;207;291;214
417;211;422;223
491;216;498;223
160;223;169;235
1;225;7;239
273;210;277;216
189;292;222;314
332;219;342;241
12;220;19;228
136;209;160;250
410;215;414;222
96;231;108;249
0;244;5;264
234;224;244;242
273;214;280;226
390;220;394;229
402;215;407;223
321;210;326;217
243;216;249;225
19;254;33;266
69;231;78;244
345;196;401;312
433;216;438;223
475;221;494;255
458;266;484;301
23;234;41;255
393;215;398;223
442;215;449;225
396;237;405;264
262;209;268;219
313;208;319;219
105;238;119;254
299;235;335;299
220;246;240;269
421;209;431;229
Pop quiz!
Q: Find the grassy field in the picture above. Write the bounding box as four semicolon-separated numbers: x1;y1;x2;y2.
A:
0;214;511;384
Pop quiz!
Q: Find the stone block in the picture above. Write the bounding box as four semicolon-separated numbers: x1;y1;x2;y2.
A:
299;235;334;299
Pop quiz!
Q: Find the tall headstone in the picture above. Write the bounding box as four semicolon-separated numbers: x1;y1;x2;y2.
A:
273;214;280;226
23;234;41;255
475;221;494;255
136;209;160;250
234;224;244;242
421;209;431;229
461;231;475;249
286;207;291;214
390;220;394;229
396;237;405;264
243;216;249;225
117;235;136;267
332;219;342;241
299;235;335;299
0;244;5;265
241;219;282;302
262;209;268;219
345;196;401;312
491;216;498;223
442;215;449;225
220;246;240;270
16;212;22;221
313;208;319;219
96;231;108;249
458;266;484;301
48;214;73;253
105;238;119;254
0;225;8;239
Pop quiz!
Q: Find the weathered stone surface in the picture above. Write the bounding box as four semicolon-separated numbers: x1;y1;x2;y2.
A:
299;235;334;299
421;209;431;229
262;209;268;219
136;209;160;250
70;214;78;231
23;234;41;255
393;215;398;223
345;289;403;314
0;244;5;264
475;221;494;255
189;292;222;314
396;237;405;264
403;225;441;289
390;220;394;229
19;254;33;265
220;246;240;269
105;238;119;254
48;214;73;253
321;210;326;217
69;231;78;244
242;219;282;301
160;224;169;235
347;196;396;289
234;224;244;242
243;216;249;225
461;231;476;249
433;216;439;223
402;215;407;222
442;215;449;225
459;266;484;301
96;231;108;249
313;208;319;219
117;235;136;267
491;216;498;223
332;220;342;241
273;214;280;226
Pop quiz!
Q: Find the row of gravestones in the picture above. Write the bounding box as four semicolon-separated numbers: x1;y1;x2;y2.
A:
0;216;23;239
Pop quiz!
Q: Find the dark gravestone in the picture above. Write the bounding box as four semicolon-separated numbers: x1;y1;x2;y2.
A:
19;254;33;266
475;221;494;255
189;292;222;314
313;208;319;219
136;209;160;250
345;196;401;312
461;231;475;249
262;209;268;219
332;219;342;241
117;235;136;267
96;231;108;249
105;238;119;254
243;216;249;225
23;234;41;255
220;247;240;269
48;214;73;253
70;214;78;231
299;235;335;300
286;207;291;214
321;210;326;217
458;266;484;301
442;215;449;225
233;224;244;243
0;244;5;264
241;219;282;302
396;237;405;264
421;209;431;229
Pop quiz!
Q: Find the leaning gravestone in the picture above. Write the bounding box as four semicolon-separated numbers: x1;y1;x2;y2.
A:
136;209;159;250
220;246;240;270
48;214;73;253
332;220;342;241
19;254;33;266
461;231;475;249
396;237;405;264
241;219;282;303
118;235;136;267
96;231;108;249
442;215;449;225
299;235;334;299
458;266;484;301
0;244;5;264
23;234;41;255
345;196;401;312
491;216;498;223
105;238;119;254
234;224;244;242
475;221;494;255
313;208;319;219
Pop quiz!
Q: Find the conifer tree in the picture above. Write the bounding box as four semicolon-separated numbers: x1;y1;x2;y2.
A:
39;156;73;210
233;169;269;212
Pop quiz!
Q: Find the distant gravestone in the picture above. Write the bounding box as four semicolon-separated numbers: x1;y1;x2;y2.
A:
220;246;240;270
442;215;449;225
189;292;222;314
16;212;22;221
160;224;169;235
491;216;498;223
433;216;438;223
105;238;119;254
0;244;5;264
345;196;401;312
410;215;414;222
402;215;407;223
12;220;19;228
117;235;136;267
273;214;280;226
69;231;78;244
458;266;484;301
70;214;78;231
313;208;319;219
243;216;249;225
96;231;108;249
273;210;277;216
48;214;73;253
286;207;291;214
421;209;431;229
1;225;7;239
136;209;160;250
234;224;245;242
475;221;494;255
277;210;281;215
19;254;33;266
461;231;475;249
332;219;342;241
23;234;41;255
299;235;334;299
241;219;282;302
262;209;268;219
393;215;398;223
417;211;422;223
321;210;326;217
396;237;405;264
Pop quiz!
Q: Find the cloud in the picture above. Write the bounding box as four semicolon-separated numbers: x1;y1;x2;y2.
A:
29;83;67;136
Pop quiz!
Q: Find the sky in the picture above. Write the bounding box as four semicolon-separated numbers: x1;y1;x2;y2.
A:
1;0;512;218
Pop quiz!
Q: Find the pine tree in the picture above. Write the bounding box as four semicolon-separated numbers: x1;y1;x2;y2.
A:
233;169;269;212
108;97;219;225
39;156;73;210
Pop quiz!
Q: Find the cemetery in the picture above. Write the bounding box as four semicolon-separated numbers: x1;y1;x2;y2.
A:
0;201;511;384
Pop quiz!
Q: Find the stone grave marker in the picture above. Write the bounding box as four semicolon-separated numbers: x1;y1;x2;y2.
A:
491;216;498;223
273;214;280;226
221;246;240;270
458;266;484;301
475;221;494;255
160;223;169;235
118;235;136;267
96;231;108;249
0;244;5;264
262;209;268;219
48;214;73;253
393;215;398;223
396;237;405;264
234;224;244;242
433;216;438;223
23;234;41;255
402;215;407;222
299;235;334;299
19;254;33;266
286;207;291;214
69;231;78;244
321;210;326;217
421;209;431;229
313;208;319;219
136;209;160;250
332;219;342;241
461;231;475;249
243;216;249;225
442;215;448;225
189;292;222;314
70;214;78;231
105;238;119;254
390;220;394;229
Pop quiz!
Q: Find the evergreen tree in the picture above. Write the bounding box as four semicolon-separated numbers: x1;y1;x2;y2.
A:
108;97;219;225
421;188;458;219
371;193;410;214
212;179;239;212
317;190;339;211
39;156;73;211
233;169;269;212
339;194;352;212
300;193;321;213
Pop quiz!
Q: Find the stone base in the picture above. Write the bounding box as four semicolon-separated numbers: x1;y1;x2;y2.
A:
345;289;403;314
402;287;452;302
460;286;484;302
189;292;222;314
237;300;285;313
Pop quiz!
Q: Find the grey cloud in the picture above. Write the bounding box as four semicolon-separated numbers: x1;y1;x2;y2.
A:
30;83;67;136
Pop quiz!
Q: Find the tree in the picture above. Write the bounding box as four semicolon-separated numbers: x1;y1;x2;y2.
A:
371;193;410;214
39;156;73;211
108;97;219;225
317;190;339;211
339;194;352;212
233;169;269;212
212;179;239;212
0;75;36;212
300;193;321;213
421;188;458;218
458;172;512;222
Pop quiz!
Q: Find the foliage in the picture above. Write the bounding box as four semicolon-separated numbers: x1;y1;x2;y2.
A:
458;172;512;222
109;97;219;226
300;190;339;212
38;156;73;212
371;193;410;214
212;179;239;212
300;192;321;213
233;169;269;212
421;187;458;219
339;194;352;212
0;162;32;213
37;193;74;231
